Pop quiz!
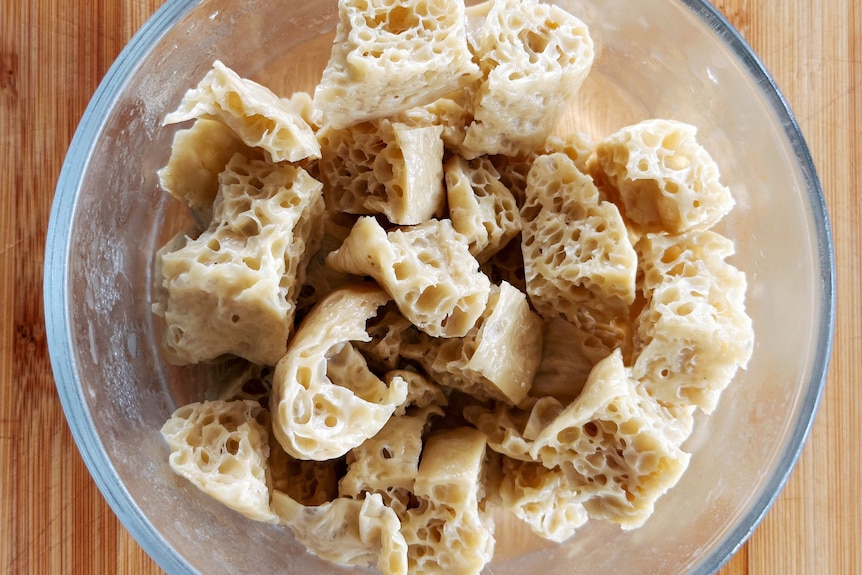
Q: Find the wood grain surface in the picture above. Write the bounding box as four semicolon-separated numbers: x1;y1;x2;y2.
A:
0;0;858;573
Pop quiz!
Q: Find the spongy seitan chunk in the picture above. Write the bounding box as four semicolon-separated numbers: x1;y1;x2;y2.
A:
318;119;445;225
523;153;637;306
157;118;258;228
633;231;754;413
164;60;320;163
463;0;594;157
270;284;409;461
521;152;637;360
326;216;491;338
272;491;408;575
445;155;522;263
340;407;440;515
498;458;588;542
592;119;734;234
313;0;481;129
406;281;543;405
530;350;694;529
156;153;324;365
160;400;278;523
400;428;495;575
468;350;694;531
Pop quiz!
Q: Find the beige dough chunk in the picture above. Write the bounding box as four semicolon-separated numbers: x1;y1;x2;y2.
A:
465;404;532;462
592;119;734;234
326;216;491;338
498;458;588;542
156;153;324;366
523;152;638;307
270;284;409;461
164;60;320;163
160;399;278;523
318;119;445;225
313;0;481;129
633;231;754;413
465;395;562;463
157;118;258;229
521;152;637;360
445;155;522;263
272;491;408;575
463;0;594;157
400;427;495;575
339;406;440;515
530;350;694;529
468;350;694;530
406;281;543;406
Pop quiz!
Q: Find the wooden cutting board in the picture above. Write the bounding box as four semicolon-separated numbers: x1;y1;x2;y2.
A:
0;0;858;573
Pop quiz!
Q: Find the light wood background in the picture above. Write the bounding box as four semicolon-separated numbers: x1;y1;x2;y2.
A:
0;0;858;573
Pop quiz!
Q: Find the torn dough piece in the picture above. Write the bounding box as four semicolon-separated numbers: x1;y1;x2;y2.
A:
463;0;594;157
530;349;694;529
313;0;480;129
445;155;522;263
164;60;320;163
157;118;258;229
521;152;637;360
592;119;734;234
387;370;448;416
160;400;278;523
498;458;588;543
465;396;559;463
272;491;408;575
270;284;409;461
407;281;543;406
340;406;440;516
326;216;491;338
318;119;445;225
633;231;754;413
470;350;694;531
156;153;324;366
401;427;495;575
523;152;638;307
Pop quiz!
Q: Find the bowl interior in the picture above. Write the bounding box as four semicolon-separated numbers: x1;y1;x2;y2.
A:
46;0;832;573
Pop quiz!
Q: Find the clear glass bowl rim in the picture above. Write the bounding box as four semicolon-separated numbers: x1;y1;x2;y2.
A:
43;1;836;574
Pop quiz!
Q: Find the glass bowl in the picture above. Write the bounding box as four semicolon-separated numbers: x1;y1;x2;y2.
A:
44;0;834;573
